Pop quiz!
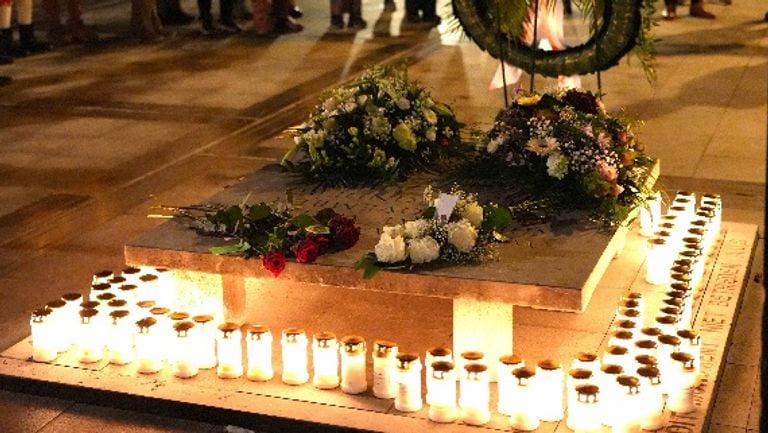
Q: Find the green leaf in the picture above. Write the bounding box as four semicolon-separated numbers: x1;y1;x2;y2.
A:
355;254;382;279
483;205;513;231
290;213;319;230
210;240;250;256
421;206;436;220
314;208;338;225
248;204;271;222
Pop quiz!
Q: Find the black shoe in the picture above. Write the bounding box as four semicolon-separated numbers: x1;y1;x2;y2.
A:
405;14;420;23
160;10;196;26
200;17;222;35
330;14;344;30
289;5;303;19
347;17;367;30
19;25;52;55
219;20;242;33
0;75;11;86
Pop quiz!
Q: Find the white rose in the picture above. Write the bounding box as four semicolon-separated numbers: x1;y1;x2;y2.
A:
408;236;441;264
403;219;430;238
382;224;404;238
396;98;411;110
462;202;484;228
374;233;407;263
486;137;500;154
447;219;478;253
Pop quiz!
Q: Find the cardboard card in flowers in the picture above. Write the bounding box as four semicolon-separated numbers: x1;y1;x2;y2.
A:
281;64;464;187
165;200;360;277
473;89;656;225
355;185;512;279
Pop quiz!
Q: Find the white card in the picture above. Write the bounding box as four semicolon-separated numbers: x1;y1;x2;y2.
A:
435;193;458;223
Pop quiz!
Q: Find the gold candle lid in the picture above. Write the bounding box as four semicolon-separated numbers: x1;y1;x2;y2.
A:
670;351;695;369
635;339;658;350
570;368;593;380
155;267;170;274
658;334;681;346
676;190;695;197
615;320;637;330
656;315;679;325
660;306;682;316
635;354;658;366
341;335;365;353
464;363;488;379
619;308;641;318
109;309;130;324
93;270;113;279
396;352;419;370
427;346;452;358
670;264;692;274
461;350;484;361
648;237;667;246
136;316;157;331
218;322;241;338
91;283;110;293
79;308;99;323
119;284;138;293
107;299;128;308
641;327;662;337
62;293;83;302
513;366;536;383
137;300;156;309
575;384;599;401
193;314;214;324
313;331;337;347
80;300;100;309
431;360;455;378
150;307;170;315
373;340;398;358
637;366;660;378
46;299;66;309
246;324;270;338
108;276;126;285
677;329;701;344
174;320;195;336
601;364;624;375
612;330;633;340
31;307;52;322
537;359;561;370
139;274;158;283
606;345;629;355
169;312;189;321
576;352;598;362
665;291;687;300
617;375;640;394
96;293;116;302
122;266;141;275
618;299;640;309
499;354;523;365
670;282;691;292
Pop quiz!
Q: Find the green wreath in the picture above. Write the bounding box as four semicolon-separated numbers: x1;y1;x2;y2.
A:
452;0;655;80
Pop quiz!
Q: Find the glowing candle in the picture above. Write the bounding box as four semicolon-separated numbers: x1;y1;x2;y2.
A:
96;293;116;305
634;339;658;358
137;273;159;304
425;346;453;385
61;293;83;351
118;284;139;308
535;359;564;422
107;276;127;294
107;310;134;365
603;346;631;372
459;363;491;426
245;324;273;381
171;320;198;378
45;300;69;353
121;266;142;284
192;314;217;369
616;307;642;329
508;366;540;431
153;267;176;307
135;300;156;318
608;331;634;350
673;192;696;216
497;354;524;416
655;314;680;336
599;364;624;427
340;335;367;394
565;369;594;431
667;206;691;232
613;375;642;433
90;283;112;300
645;237;672;285
656;334;681;393
394;352;422;412
666;352;697;413
135;317;163;373
77;308;104;363
569;384;601;433
372;340;398;399
216;322;244;379
107;299;128;313
281;328;309;385
637;366;665;430
427;361;457;423
459;350;484;375
639;191;661;237
312;331;340;390
149;307;170;360
676;330;701;385
92;270;113;285
572;352;599;371
30;308;57;363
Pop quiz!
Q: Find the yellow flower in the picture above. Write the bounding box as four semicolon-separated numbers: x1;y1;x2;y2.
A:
517;94;542;106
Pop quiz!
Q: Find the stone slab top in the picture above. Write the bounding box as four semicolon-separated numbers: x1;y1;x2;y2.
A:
126;162;658;312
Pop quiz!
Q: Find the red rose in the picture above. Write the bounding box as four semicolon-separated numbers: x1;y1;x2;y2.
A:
329;215;360;250
262;252;286;277
295;238;320;264
440;137;450;146
311;235;331;254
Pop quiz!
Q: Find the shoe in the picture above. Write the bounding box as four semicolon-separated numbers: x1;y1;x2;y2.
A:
19;25;52;54
289;5;303;19
347;17;367;30
68;20;99;43
690;4;715;18
160;10;196;26
330;14;344;30
0;75;11;86
219;19;242;33
662;6;677;19
383;0;395;11
275;18;303;33
405;14;420;23
200;18;222;35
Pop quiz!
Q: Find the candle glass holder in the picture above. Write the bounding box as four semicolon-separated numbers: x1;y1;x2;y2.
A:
135;317;163;373
427;361;457;423
569;384;601;433
497;354;523;416
508;366;540;431
46;300;69;353
394;353;422;412
77;308;104;363
372;340;398;399
107;310;134;365
216;322;244;379
565;369;594;431
30;308;57;363
599;364;624;427
637;366;665;430
193;315;217;369
646;237;672;285
459;363;491;426
603;345;631;372
613;375;642;433
340;335;367;394
667;352;697;413
639;191;661;237
312;331;340;390
246;324;273;381
281;328;309;385
535;359;564;422
172;321;199;378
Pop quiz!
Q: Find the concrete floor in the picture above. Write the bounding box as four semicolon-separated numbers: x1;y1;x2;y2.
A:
0;0;765;431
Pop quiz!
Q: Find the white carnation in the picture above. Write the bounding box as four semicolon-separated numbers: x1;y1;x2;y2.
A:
374;233;407;263
408;236;441;264
446;219;478;253
403;219;430;238
382;225;404;238
462;202;484;228
546;152;569;179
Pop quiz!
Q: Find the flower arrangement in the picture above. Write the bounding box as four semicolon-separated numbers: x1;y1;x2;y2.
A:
281;65;463;186
475;89;655;224
167;200;360;277
355;185;512;278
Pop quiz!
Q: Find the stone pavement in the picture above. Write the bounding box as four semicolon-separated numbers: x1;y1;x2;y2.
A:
0;0;765;431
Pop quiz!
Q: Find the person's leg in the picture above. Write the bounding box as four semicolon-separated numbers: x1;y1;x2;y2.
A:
273;0;302;32
329;0;343;28
250;0;271;34
157;0;195;25
663;0;677;19
404;0;419;22
219;0;241;32
690;0;715;18
43;0;65;41
0;1;13;62
421;0;439;25
65;0;98;42
347;0;365;29
17;0;52;54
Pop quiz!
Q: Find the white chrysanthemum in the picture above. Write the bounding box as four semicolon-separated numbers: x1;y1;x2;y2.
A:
425;127;437;142
546;152;569;179
486;137;502;154
403;219;431;238
382;224;404;238
408;236;441;264
446;219;478;253
374;233;407;263
422;108;438;125
462;202;484;228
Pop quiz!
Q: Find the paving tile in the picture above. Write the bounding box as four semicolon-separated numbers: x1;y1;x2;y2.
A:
37;403;214;433
694;155;766;183
0;390;72;433
710;364;759;428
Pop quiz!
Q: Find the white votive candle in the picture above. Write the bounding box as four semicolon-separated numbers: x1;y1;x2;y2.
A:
677;329;701;384
372;340;398;399
497;354;524;416
535;359;564;422
61;293;83;351
246;324;273;381
613;375;642;433
657;334;681;393
149;306;171;361
428;361;457;423
569;384;602;433
599;364;624;427
135;317;163;373
77;308;104;363
426;347;453;404
565;369;595;431
30;308;57;363
216;322;243;379
340;335;367;394
645;237;672;285
394;353;422;412
312;331;340;390
192;314;217;369
107;309;134;365
603;345;631;372
281;328;309;385
572;352;600;371
637;366;665;430
92;270;113;285
666;352;697;413
508;366;540;431
45;299;69;353
171;320;198;378
459;363;491;426
639;191;661;237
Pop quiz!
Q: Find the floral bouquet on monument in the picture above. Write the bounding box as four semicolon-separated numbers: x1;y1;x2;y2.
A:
355;185;512;278
281;65;463;186
162;199;360;278
474;89;655;224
